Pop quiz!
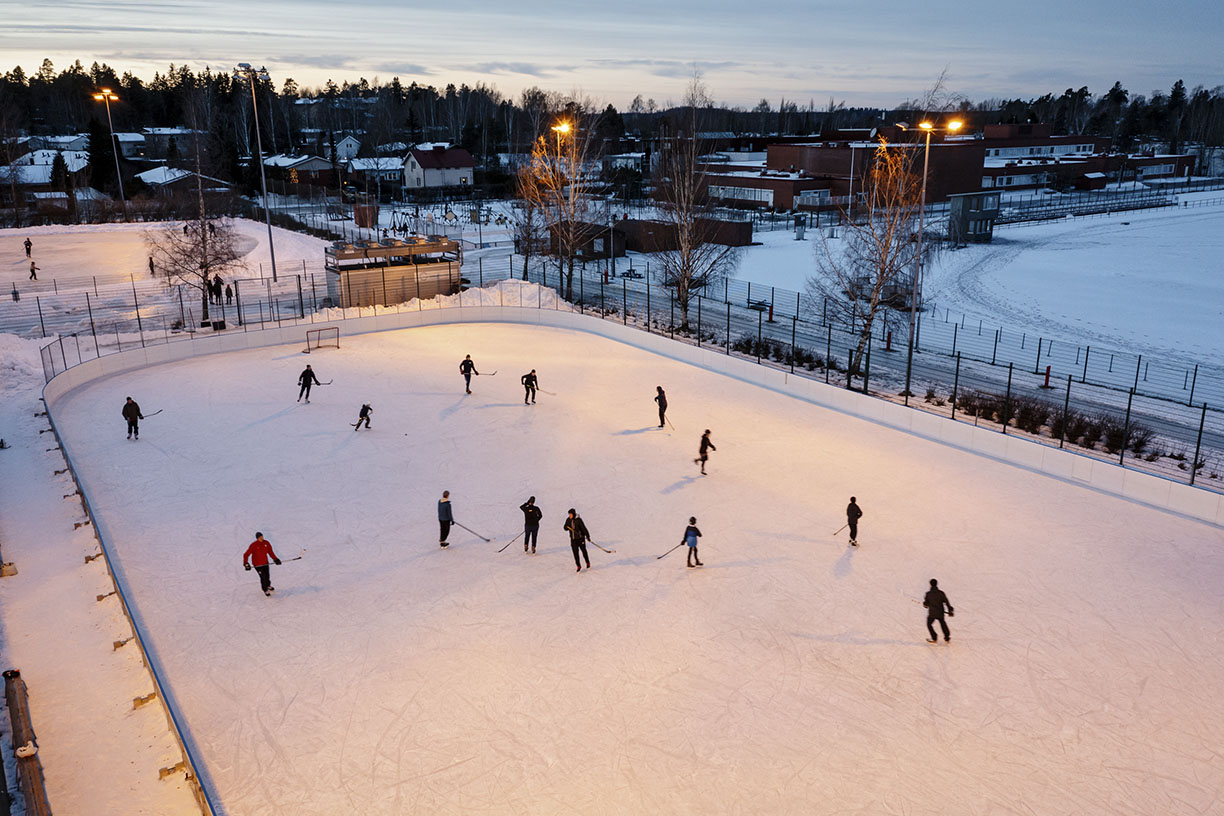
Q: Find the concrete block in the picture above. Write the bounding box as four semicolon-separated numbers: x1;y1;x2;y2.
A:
1038;447;1077;481
1089;461;1125;494
1121;469;1173;507
1004;435;1045;469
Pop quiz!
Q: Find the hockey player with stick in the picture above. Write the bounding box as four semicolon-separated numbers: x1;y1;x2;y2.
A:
563;508;592;572
243;532;281;596
459;355;479;394
521;369;538;404
24;237;32;258
519;496;542;553
654;386;668;428
846;497;863;546
353;403;373;430
122;396;143;440
28;261;39;280
694;429;716;475
683;517;703;568
438;490;454;547
298;364;321;403
923;578;954;643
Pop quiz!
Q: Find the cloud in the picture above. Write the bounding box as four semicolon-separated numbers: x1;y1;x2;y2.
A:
277;54;358;71
468;62;564;77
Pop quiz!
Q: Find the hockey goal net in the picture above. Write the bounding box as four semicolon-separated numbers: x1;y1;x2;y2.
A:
303;327;340;353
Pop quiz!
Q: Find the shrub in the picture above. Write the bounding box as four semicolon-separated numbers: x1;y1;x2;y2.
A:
924;387;937;403
1101;419;1128;454
1129;425;1155;455
1013;397;1052;434
1080;418;1102;449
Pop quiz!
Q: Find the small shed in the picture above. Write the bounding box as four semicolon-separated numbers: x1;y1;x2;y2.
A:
323;237;464;307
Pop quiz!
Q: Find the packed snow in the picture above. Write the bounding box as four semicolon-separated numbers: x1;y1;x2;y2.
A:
45;320;1224;815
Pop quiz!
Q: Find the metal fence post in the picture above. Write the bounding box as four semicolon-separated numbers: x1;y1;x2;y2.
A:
36;296;46;338
646;273;651;331
1190;403;1207;486
992;328;998;365
1133;354;1142;391
1060;375;1071;448
757;310;763;362
1002;362;1013;434
825;324;831;384
1034;337;1043;374
725;303;730;354
622;276;627;325
863;333;871;394
846;349;853;389
1082;345;1090;383
790;316;796;374
298;275;305;317
1188;364;1199;406
85;292;100;356
1120;389;1134;466
696;296;702;348
951;353;961;420
952;322;958;356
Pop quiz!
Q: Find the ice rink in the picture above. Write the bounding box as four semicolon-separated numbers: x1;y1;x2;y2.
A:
51;321;1224;815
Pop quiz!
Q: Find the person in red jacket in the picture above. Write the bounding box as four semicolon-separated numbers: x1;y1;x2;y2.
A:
243;532;281;596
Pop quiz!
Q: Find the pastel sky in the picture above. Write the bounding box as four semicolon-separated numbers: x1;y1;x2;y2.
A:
6;0;1220;108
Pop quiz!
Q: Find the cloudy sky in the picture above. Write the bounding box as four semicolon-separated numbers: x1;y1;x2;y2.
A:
6;0;1220;107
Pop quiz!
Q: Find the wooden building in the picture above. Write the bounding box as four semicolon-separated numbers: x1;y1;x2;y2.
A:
322;236;463;307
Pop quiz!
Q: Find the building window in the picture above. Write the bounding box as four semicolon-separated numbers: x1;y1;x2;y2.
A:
982;177;993;187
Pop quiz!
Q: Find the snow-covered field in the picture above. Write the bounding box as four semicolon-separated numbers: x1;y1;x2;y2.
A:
49;321;1224;815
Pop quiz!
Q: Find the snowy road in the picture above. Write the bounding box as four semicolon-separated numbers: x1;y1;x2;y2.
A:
50;322;1224;815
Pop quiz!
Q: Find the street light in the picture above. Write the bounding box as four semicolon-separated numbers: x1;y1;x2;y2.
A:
92;88;129;221
234;63;278;281
902;118;961;405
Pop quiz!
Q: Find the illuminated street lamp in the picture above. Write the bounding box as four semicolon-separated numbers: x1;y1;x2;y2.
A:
903;118;962;405
234;63;278;281
92;88;129;221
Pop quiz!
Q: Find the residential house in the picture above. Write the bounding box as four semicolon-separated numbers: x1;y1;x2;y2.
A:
403;146;476;189
335;135;362;162
263;154;335;185
344;157;403;197
135;166;232;195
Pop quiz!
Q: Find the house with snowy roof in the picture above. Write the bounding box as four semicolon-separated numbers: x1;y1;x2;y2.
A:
345;157;403;193
403;145;476;189
0;149;91;196
262;154;335;185
134;166;232;195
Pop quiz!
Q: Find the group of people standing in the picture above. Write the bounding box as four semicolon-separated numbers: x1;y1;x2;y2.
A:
207;274;232;306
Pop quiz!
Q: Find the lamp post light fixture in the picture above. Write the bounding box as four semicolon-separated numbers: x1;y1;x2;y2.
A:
234;63;278;281
92;88;129;221
902;118;962;405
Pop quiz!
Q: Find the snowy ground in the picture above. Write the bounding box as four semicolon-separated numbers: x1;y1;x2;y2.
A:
47;321;1224;815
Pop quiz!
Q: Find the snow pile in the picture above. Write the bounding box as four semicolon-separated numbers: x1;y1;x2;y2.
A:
0;332;45;394
312;279;569;322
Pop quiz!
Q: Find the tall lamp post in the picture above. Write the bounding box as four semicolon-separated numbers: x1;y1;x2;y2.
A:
551;121;575;296
903;118;961;405
92;88;128;221
234;63;278;281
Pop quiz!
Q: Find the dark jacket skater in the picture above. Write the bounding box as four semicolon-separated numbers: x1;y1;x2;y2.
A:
354;403;373;430
695;429;716;474
122;397;143;439
564;509;591;572
846;497;863;546
654;386;668;428
24;237;32;258
683;517;703;567
459;355;479;394
438;491;454;547
298;365;321;402
521;370;538;404
520;497;543;553
923;579;954;643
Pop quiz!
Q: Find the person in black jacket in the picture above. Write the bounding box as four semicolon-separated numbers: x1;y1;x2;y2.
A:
683;516;703;567
923;579;954;643
121;396;143;440
846;497;863;546
563;508;591;572
438;490;454;548
654;386;668;428
694;429;715;475
353;403;372;430
459;355;479;394
521;369;538;404
298;364;321;403
520;496;542;553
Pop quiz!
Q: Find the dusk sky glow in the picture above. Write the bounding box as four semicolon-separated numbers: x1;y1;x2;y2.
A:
7;0;1222;107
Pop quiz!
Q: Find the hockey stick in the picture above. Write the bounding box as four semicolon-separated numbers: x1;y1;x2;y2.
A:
665;415;675;431
320;380;334;385
280;549;307;563
497;530;526;553
537;388;557;396
832;524;847;536
453;521;492;542
587;539;615;554
656;542;685;560
143;409;164;418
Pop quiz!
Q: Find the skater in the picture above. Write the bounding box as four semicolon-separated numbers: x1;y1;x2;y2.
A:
353;403;372;430
213;274;224;304
28;261;38;280
242;532;281;596
121;396;143;440
683;516;703;567
923;579;954;643
225;284;233;305
654;386;668;428
148;256;155;277
438;490;453;547
23;237;32;258
298;364;321;402
10;286;18;302
521;369;538;404
563;508;591;572
459;354;479;394
519;496;542;553
846;496;863;546
694;429;716;475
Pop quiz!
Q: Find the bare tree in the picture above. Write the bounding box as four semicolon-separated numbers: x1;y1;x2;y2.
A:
805;138;924;375
510;162;547;280
146;218;246;325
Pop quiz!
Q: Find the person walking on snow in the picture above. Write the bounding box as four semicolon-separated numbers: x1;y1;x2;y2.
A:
225;284;233;305
148;256;155;277
846;497;863;546
438;490;454;547
923;578;954;643
520;496;542;553
353;403;373;430
24;238;32;258
683;517;703;567
122;397;143;440
28;261;38;280
521;369;538;404
564;508;591;573
459;355;479;394
654;386;668;428
298;364;321;403
243;532;281;596
695;429;716;475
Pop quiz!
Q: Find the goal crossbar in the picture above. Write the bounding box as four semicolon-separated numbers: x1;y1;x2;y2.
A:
304;326;340;353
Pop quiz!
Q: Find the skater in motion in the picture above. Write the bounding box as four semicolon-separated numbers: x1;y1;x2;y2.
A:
353;403;373;430
438;490;453;548
23;237;32;258
243;532;281;596
122;396;143;440
846;496;863;547
519;496;542;553
683;516;703;568
521;369;538;404
654;386;668;428
298;364;321;403
923;579;954;643
563;508;591;572
28;261;38;280
459;354;479;394
694;429;716;475
148;256;155;277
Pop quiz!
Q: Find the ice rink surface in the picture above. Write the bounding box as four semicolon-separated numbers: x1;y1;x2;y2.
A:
52;322;1224;815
